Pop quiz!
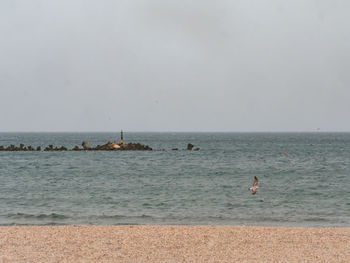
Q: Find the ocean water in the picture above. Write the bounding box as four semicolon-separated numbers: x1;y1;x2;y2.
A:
0;132;349;227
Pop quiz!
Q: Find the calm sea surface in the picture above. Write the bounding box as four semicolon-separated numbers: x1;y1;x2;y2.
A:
0;132;349;227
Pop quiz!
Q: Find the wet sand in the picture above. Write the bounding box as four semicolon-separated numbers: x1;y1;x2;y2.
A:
0;225;349;262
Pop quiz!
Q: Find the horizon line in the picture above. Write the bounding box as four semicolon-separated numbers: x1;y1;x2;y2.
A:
0;130;350;133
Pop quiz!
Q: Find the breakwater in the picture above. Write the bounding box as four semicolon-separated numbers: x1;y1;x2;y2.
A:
0;141;152;151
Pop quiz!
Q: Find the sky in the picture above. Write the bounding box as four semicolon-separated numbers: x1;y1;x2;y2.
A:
0;0;349;132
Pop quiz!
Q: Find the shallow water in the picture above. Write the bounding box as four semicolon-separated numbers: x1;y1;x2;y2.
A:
0;132;349;226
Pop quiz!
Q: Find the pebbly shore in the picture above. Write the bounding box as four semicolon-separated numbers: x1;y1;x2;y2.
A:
0;225;349;262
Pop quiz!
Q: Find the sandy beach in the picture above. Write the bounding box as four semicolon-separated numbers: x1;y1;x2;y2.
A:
0;225;349;262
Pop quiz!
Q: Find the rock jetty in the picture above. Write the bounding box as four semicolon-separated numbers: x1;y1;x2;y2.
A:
0;141;152;151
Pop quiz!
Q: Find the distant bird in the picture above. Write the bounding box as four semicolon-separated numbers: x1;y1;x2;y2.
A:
249;176;259;195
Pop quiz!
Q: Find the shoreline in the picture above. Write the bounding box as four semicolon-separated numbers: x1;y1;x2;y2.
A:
1;225;349;262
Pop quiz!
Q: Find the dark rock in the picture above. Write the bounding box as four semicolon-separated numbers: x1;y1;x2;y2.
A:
0;146;4;151
27;146;34;151
36;146;41;151
72;146;80;151
8;145;17;151
44;145;55;151
193;147;200;151
172;148;178;151
187;143;194;150
120;142;152;151
82;141;89;150
20;144;24;150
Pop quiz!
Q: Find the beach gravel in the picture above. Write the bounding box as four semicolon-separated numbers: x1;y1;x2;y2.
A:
0;225;349;262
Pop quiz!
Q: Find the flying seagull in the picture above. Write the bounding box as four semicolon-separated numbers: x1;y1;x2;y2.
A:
249;176;259;195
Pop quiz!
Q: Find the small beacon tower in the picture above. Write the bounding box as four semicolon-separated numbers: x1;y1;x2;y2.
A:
120;130;124;145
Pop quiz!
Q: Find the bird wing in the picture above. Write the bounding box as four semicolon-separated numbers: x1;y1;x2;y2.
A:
253;176;258;187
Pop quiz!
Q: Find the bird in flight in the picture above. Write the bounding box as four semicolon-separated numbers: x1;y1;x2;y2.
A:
249;176;259;195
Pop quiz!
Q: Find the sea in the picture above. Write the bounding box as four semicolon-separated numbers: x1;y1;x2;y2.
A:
0;132;349;227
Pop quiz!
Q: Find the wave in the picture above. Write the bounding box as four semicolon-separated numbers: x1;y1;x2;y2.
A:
85;214;154;220
5;213;68;220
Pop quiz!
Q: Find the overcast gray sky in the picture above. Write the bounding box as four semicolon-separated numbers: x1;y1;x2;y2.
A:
1;0;349;132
